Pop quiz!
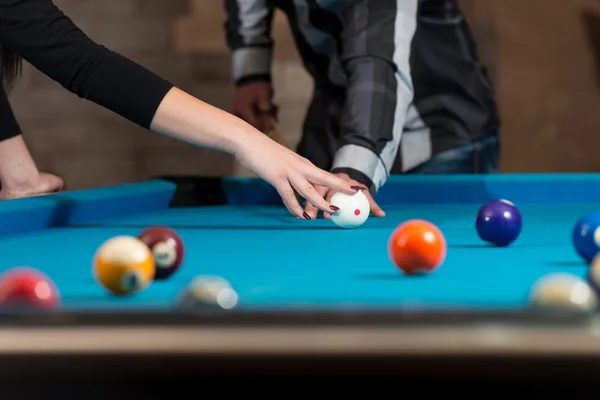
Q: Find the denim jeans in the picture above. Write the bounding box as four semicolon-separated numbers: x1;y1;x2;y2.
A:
403;135;500;175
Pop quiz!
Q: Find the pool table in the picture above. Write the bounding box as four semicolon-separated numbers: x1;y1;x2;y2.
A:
4;173;600;390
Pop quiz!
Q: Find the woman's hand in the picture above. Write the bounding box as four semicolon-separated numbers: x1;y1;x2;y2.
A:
234;134;363;219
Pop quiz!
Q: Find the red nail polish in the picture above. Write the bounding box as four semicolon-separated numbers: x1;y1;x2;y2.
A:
330;205;339;211
351;186;361;191
303;212;311;220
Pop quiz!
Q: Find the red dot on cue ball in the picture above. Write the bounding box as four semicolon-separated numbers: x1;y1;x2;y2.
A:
354;209;360;216
0;267;60;310
138;226;185;280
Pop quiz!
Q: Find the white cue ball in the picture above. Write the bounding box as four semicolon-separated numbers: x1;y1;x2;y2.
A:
330;190;370;229
529;273;597;313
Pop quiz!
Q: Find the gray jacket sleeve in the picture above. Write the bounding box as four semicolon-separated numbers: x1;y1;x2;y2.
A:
331;0;418;194
224;0;276;86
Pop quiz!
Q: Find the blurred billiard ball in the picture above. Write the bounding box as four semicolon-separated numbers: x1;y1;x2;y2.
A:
0;267;60;310
174;276;238;312
529;273;597;313
138;226;185;280
93;236;155;296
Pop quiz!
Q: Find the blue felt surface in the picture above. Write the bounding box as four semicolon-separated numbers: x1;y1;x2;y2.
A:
0;174;599;312
0;180;175;236
0;202;595;312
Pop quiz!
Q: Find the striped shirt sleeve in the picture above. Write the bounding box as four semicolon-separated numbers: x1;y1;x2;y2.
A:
224;0;276;86
331;0;418;195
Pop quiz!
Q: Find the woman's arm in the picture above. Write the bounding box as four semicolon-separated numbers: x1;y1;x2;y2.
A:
150;87;362;217
0;0;360;217
0;0;172;129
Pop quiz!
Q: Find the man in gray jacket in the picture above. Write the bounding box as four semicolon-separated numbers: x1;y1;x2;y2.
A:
224;0;500;218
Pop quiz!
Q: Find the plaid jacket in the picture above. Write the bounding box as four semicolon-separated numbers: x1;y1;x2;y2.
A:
224;0;500;192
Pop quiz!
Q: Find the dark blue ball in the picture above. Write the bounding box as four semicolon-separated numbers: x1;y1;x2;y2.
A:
572;212;600;263
475;199;522;246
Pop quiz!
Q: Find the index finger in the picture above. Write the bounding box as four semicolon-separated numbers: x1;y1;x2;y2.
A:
307;168;365;195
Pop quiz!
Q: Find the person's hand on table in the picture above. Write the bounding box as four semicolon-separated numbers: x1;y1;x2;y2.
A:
303;173;386;220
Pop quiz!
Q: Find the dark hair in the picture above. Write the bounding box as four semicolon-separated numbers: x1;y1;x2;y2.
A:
0;48;22;90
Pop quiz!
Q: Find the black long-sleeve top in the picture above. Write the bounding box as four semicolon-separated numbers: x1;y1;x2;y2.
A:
0;0;174;140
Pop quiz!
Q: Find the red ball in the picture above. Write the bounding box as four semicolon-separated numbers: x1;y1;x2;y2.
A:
138;226;185;280
0;267;60;310
388;219;447;275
